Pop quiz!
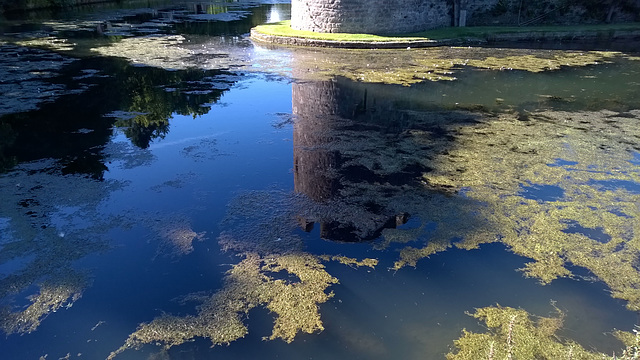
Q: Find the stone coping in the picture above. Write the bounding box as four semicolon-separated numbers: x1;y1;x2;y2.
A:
250;27;640;49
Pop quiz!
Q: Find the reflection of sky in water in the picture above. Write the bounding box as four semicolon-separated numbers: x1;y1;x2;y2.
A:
590;179;640;194
1;2;640;360
519;182;565;202
267;6;282;23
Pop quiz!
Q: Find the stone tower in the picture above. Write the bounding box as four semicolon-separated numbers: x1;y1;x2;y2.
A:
290;0;453;34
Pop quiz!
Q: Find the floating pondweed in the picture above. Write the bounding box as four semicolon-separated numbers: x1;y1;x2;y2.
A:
147;213;206;257
281;47;630;86
464;51;620;72
446;305;630;360
91;35;197;70
0;160;123;335
0;44;77;116
399;109;640;310
108;252;338;358
0;270;88;335
318;255;379;268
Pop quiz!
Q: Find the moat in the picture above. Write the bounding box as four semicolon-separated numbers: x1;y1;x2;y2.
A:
1;1;640;359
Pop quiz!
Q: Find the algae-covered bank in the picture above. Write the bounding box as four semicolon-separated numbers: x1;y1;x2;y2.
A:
1;1;640;360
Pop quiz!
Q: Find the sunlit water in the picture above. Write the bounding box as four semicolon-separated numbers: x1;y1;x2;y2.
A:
1;2;640;360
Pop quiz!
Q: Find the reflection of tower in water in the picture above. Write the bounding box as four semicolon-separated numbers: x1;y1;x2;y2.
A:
292;80;341;204
292;78;410;241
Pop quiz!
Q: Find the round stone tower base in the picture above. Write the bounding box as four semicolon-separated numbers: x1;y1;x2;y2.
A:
291;0;452;35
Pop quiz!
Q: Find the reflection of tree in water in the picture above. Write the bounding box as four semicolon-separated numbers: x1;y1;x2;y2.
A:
0;56;234;176
175;4;291;36
0;55;235;335
0;122;17;173
112;65;224;148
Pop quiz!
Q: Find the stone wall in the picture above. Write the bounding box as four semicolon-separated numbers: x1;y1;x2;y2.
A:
291;0;453;34
291;0;640;34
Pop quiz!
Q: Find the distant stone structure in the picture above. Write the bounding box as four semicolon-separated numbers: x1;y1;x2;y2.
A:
291;0;640;34
291;0;454;34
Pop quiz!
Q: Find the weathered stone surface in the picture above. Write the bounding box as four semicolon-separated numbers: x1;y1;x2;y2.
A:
291;0;640;34
291;0;454;34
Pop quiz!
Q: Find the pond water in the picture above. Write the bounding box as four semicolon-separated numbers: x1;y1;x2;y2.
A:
1;1;640;360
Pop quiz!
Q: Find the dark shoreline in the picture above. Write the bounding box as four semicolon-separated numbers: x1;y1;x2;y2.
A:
0;0;121;14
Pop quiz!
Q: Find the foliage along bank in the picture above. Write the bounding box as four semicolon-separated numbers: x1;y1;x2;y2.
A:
0;0;122;13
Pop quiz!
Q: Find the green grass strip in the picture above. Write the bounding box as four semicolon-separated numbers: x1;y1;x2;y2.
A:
254;20;640;42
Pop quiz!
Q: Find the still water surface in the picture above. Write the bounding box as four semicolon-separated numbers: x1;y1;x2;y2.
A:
1;1;640;359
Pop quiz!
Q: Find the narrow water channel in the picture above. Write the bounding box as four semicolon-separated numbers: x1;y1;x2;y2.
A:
1;2;639;360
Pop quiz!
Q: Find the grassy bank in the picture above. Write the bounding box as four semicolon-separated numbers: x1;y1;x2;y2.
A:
253;20;640;43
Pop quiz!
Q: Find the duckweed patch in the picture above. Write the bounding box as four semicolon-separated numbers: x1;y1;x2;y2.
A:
217;190;306;255
113;186;388;356
289;79;640;310
108;252;338;359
